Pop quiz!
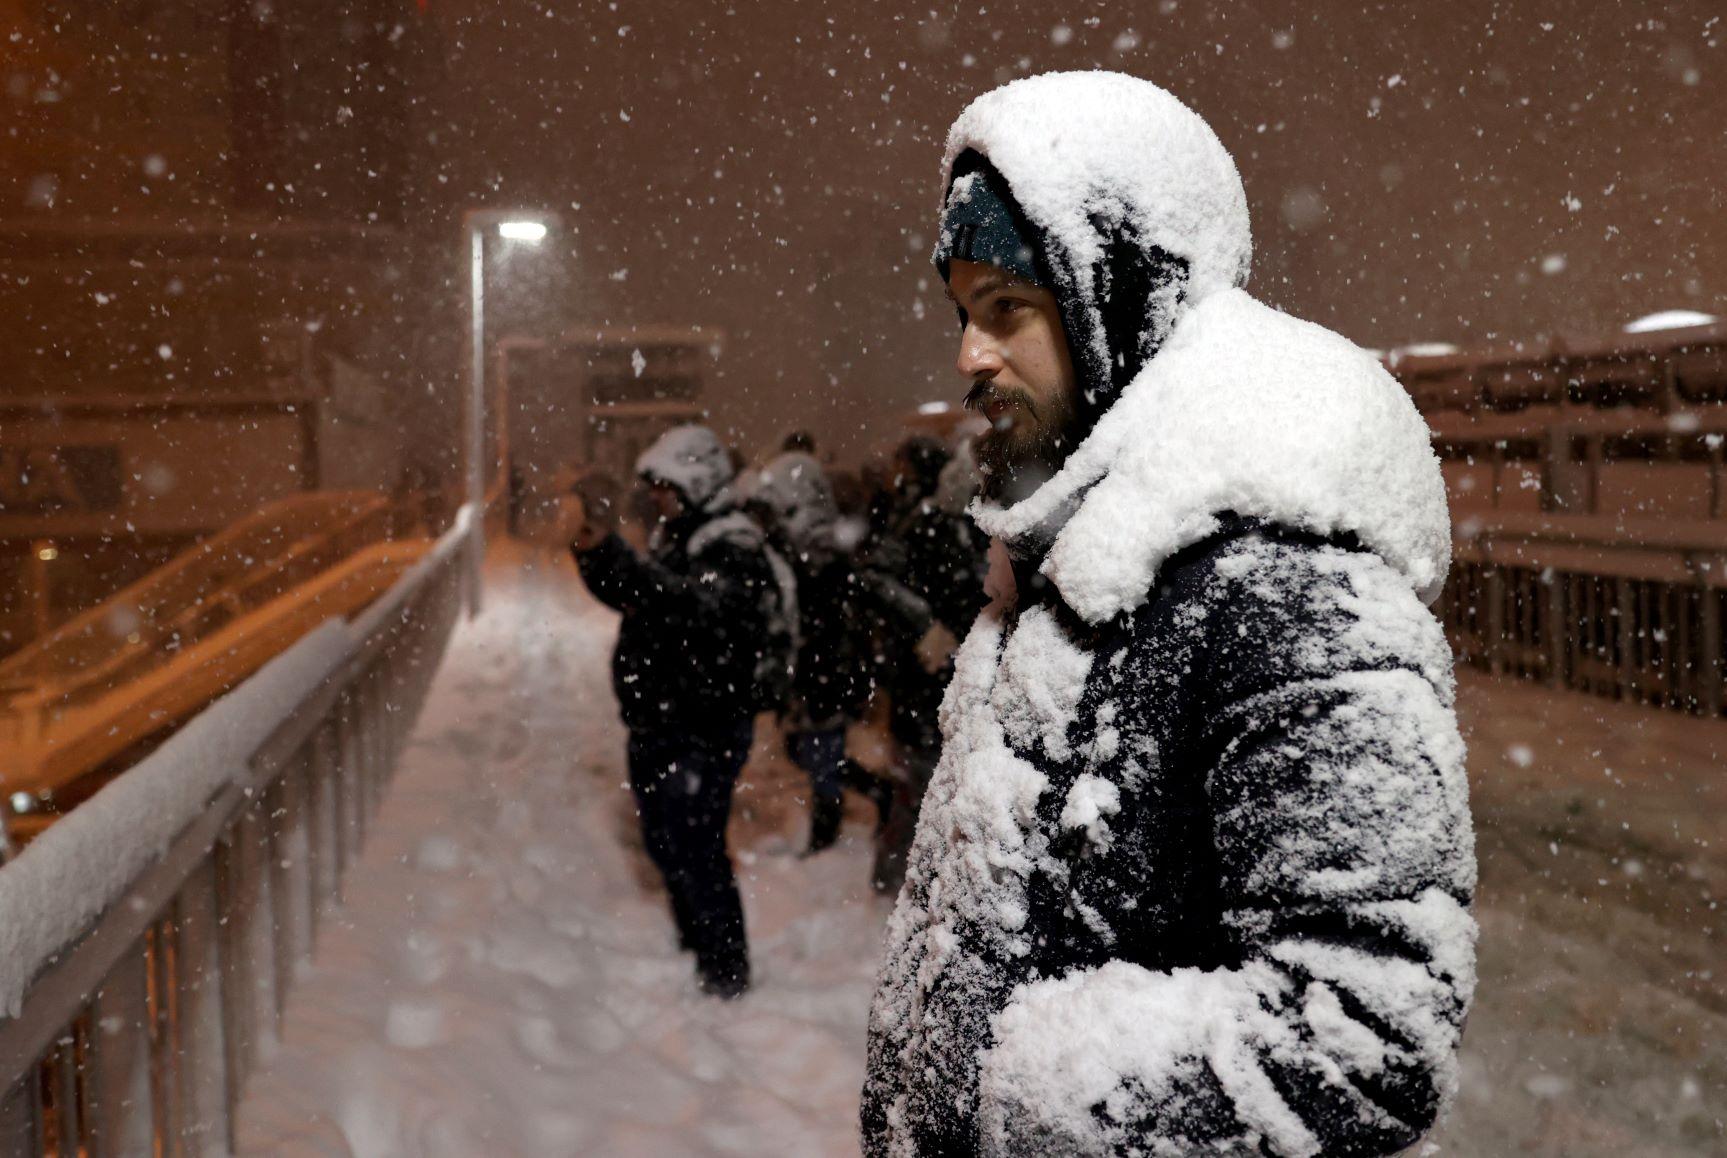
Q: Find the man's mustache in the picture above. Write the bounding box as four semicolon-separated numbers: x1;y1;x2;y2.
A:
964;380;1036;419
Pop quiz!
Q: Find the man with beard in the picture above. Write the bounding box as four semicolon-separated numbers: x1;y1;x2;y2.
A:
862;72;1476;1156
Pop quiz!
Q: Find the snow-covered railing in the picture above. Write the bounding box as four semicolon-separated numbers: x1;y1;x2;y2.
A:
0;504;477;1156
1439;512;1727;715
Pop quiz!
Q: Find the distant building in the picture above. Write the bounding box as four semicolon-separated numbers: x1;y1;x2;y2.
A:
496;327;719;518
0;1;451;653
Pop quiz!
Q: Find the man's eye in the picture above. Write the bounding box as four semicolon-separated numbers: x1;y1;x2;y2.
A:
997;298;1025;315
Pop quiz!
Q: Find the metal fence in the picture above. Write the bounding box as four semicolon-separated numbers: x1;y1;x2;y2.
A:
1438;518;1727;716
0;509;474;1156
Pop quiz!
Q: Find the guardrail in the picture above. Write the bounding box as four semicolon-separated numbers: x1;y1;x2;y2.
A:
0;505;477;1156
1438;512;1727;715
0;492;395;725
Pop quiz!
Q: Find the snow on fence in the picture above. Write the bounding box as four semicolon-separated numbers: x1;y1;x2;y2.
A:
0;504;477;1156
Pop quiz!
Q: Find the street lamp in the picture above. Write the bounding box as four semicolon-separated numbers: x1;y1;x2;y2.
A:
460;208;562;611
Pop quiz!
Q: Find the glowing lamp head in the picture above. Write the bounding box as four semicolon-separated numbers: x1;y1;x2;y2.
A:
497;220;548;243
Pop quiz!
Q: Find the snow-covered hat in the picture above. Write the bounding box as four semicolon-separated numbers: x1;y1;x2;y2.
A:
747;451;838;550
934;159;1043;286
939;71;1251;409
636;424;735;509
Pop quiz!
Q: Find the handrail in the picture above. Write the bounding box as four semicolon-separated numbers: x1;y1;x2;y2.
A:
4;540;436;801
0;504;477;1155
0;493;394;716
1438;510;1727;717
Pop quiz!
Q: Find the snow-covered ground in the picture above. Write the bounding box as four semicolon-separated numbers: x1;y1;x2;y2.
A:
234;543;1726;1156
1430;673;1727;1156
235;545;889;1156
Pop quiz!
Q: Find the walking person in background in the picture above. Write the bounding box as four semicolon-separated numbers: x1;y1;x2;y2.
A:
568;424;783;999
864;72;1476;1155
747;449;894;854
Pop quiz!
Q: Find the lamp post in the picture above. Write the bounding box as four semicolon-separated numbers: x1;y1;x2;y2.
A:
459;208;562;612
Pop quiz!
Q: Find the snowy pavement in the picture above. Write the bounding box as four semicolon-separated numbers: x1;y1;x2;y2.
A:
233;543;1726;1156
1431;672;1727;1156
234;546;889;1156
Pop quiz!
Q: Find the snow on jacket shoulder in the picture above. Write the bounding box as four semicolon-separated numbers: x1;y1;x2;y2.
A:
862;522;1476;1157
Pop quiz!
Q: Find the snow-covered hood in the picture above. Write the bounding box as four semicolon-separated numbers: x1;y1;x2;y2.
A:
745;451;838;553
973;289;1452;621
942;71;1252;404
636;424;734;509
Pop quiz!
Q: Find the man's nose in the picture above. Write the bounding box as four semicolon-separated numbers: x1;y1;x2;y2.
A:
956;325;1002;379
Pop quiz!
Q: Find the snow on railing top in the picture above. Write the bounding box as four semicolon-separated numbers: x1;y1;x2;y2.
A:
0;504;476;1017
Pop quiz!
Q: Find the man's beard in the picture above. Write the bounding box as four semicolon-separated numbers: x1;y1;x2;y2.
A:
967;381;1078;505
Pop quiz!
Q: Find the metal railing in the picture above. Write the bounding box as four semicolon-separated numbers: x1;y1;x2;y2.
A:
0;506;476;1156
1438;513;1727;715
0;492;395;721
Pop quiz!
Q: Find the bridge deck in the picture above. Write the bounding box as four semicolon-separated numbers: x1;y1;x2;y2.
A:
233;545;1727;1156
234;548;883;1155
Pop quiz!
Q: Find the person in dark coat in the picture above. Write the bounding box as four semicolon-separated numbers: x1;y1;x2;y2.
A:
859;436;992;893
863;72;1476;1156
570;424;777;999
745;450;887;853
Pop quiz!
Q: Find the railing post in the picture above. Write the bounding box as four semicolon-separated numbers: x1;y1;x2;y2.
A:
372;664;391;807
173;857;231;1157
86;949;154;1155
375;664;394;802
338;693;366;858
1545;570;1568;689
355;675;378;825
309;721;342;916
1484;565;1506;674
385;643;408;769
0;1070;43;1158
216;799;277;1100
268;758;314;1020
1702;581;1724;716
149;921;178;1149
49;1032;83;1158
1616;576;1635;701
244;800;282;1048
366;667;386;819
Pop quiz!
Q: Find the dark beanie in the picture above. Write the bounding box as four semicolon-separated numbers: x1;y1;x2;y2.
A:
933;151;1046;286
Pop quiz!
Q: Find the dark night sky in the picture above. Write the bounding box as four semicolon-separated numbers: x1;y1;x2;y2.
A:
431;0;1725;459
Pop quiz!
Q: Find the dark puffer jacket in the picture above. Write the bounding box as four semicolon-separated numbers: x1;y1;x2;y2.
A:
863;520;1475;1155
574;509;776;734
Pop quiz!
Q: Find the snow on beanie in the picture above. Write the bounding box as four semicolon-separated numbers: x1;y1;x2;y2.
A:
934;153;1045;287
